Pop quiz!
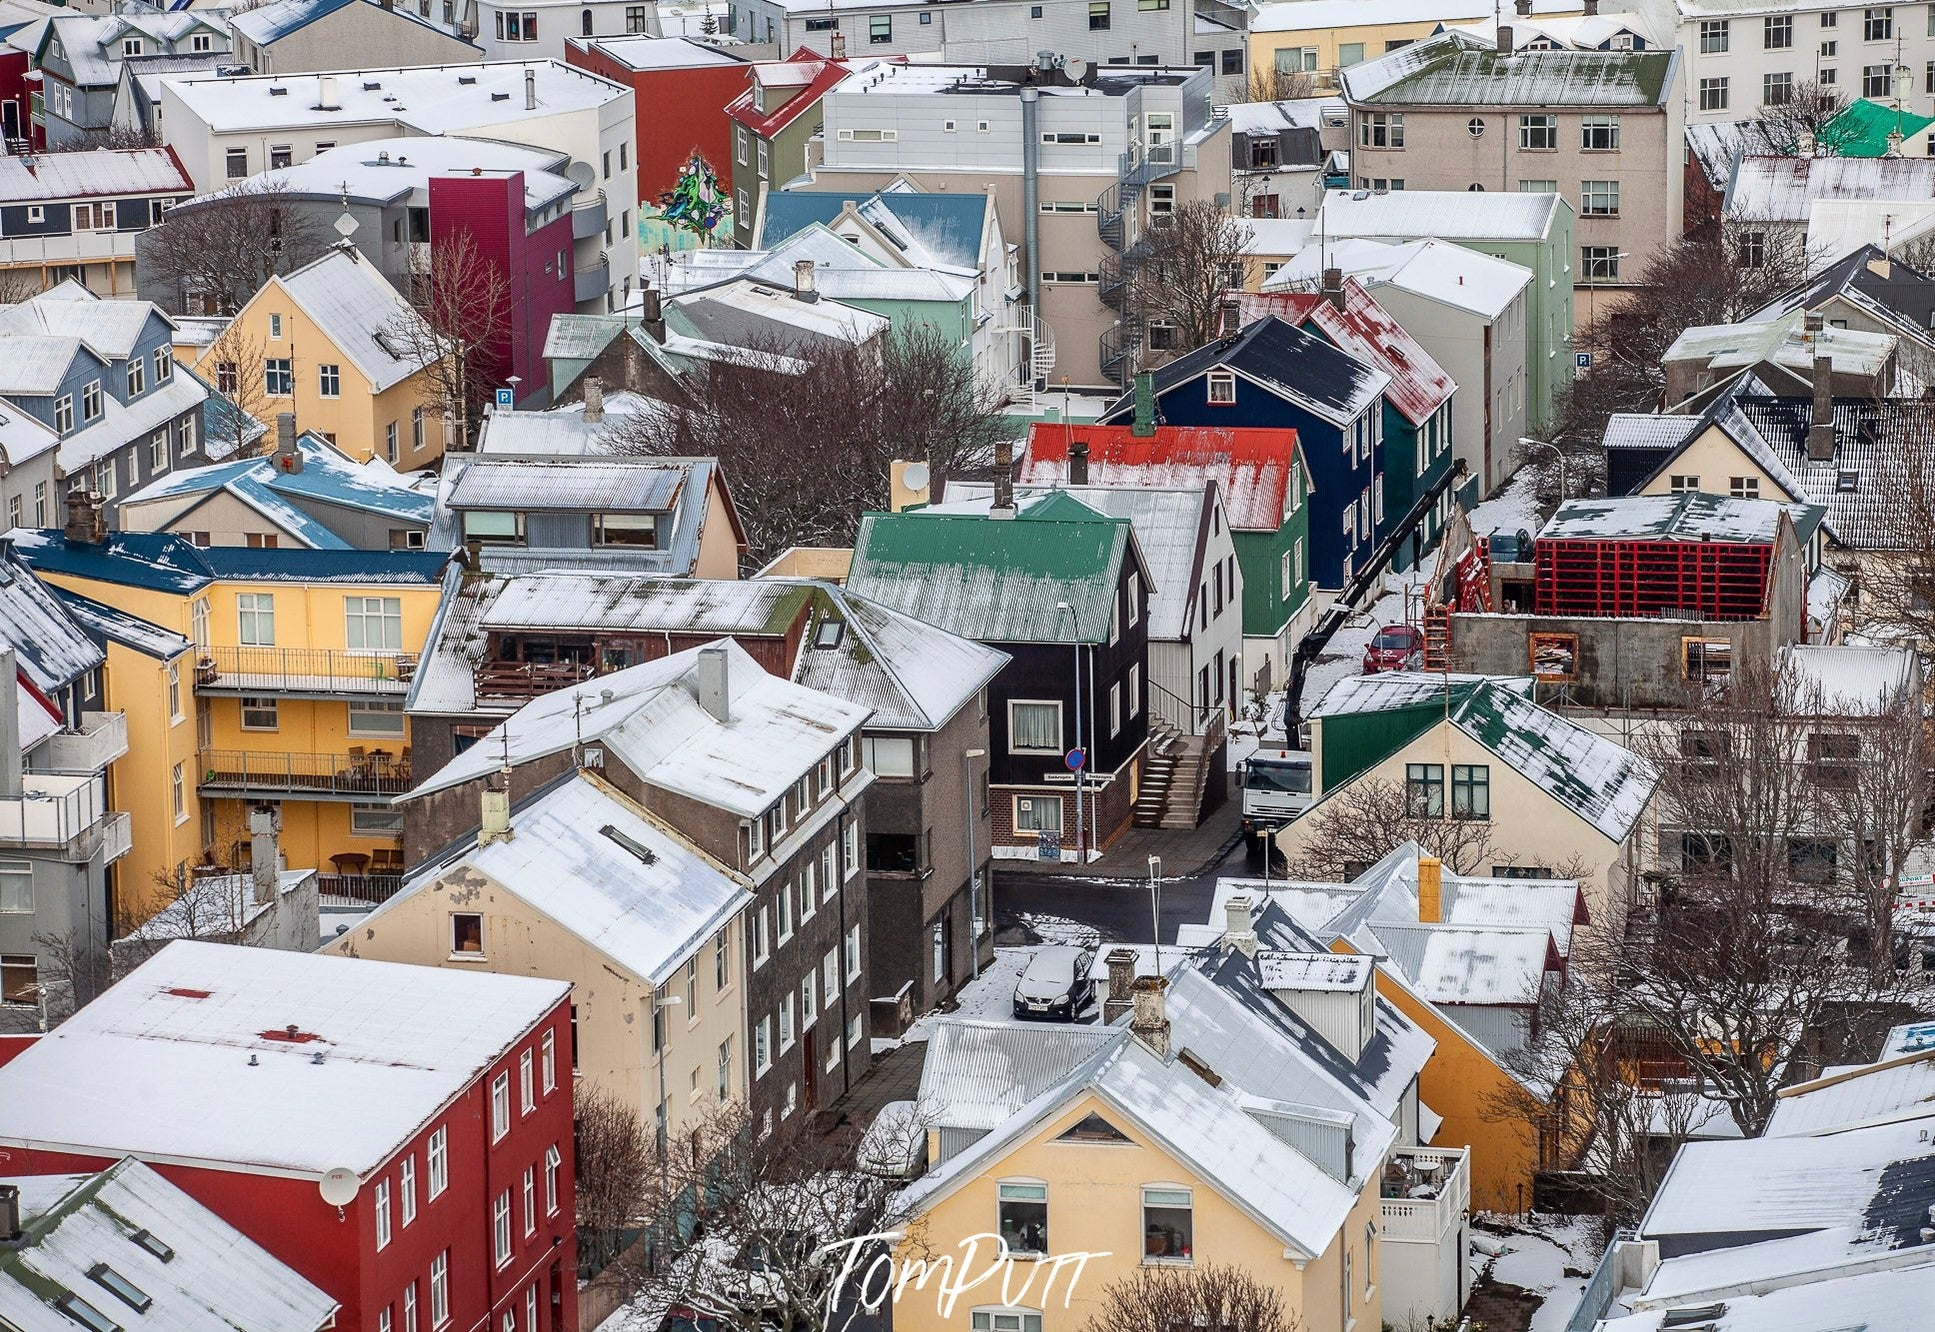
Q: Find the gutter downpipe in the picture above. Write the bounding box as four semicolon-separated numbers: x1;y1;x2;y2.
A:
1021;84;1042;371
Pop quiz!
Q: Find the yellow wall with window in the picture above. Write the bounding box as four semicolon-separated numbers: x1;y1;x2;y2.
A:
1249;9;1583;91
895;1091;1382;1332
186;277;441;467
93;636;203;924
30;568;440;891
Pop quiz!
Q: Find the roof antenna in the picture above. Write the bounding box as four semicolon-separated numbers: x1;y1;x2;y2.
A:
572;691;586;767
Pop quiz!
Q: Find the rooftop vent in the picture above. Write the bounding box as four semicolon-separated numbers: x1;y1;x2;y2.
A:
600;823;658;866
491;90;510;100
363;80;382;90
269;85;288;95
458;74;477;84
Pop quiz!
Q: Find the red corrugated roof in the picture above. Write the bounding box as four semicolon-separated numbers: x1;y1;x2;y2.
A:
726;48;862;139
1235;280;1455;427
1020;424;1305;532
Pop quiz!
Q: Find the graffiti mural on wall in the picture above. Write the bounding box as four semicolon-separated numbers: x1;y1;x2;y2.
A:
645;150;729;253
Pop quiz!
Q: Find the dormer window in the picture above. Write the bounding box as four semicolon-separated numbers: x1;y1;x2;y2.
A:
122;37;143;56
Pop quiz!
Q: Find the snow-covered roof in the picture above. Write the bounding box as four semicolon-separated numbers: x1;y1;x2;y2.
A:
49;587;192;662
1778;643;1919;714
38;11;227;87
1019;422;1305;533
756;190;989;275
1128;314;1389;427
407;571;1004;731
666;277;889;350
901;1018;1370;1262
256;136;575;214
1601;412;1700;454
1541;492;1811;543
916;1020;1121;1132
1251;0;1576;32
1599;1259;1935;1332
230;0;471;48
0;939;568;1177
1639;1111;1935;1250
1342;30;1677;107
123;434;433;539
446;459;687;512
409;637;871;818
1768;1050;1935;1138
402;772;752;986
1725;156;1935;225
573;34;745;69
0;1157;340;1331
0;147;190;203
0;551;105;695
1365;921;1553;1007
0;281;164;363
1318;186;1563;243
1267;236;1532;321
1222;96;1344;135
1233;277;1456;426
57;375;210;475
1664;309;1895;382
269;248;434;394
655;226;975;304
162;59;626;136
1256;950;1372;992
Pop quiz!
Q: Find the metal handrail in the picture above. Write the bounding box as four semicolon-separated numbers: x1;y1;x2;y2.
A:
196;645;416;694
197;749;413;797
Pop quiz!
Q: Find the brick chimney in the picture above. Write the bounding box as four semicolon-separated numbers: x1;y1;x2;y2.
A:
641;287;666;344
1223;892;1258;957
1322;266;1346;311
1417;855;1443;923
582;376;604;424
1497;24;1514;53
1130;976;1170;1057
479;766;514;847
1068;438;1089;485
695;645;731;723
62;490;105;545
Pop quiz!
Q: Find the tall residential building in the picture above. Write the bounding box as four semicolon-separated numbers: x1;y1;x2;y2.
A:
804;59;1232;390
1339;29;1682;329
1676;0;1932;125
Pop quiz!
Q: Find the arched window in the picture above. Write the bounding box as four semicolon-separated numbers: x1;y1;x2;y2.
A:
581;7;593;33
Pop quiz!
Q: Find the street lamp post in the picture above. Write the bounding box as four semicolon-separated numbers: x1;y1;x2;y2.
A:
1518;436;1569;504
964;747;987;980
1148;854;1163;978
651;991;684;1164
1056;601;1086;863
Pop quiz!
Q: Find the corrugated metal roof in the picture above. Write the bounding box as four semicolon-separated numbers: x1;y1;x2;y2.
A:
273;249;433;393
1021;422;1304;533
1725;155;1935;225
0;551;105;693
1343;29;1675;105
847;494;1133;644
1319;186;1562;243
0;146;190;203
917;1021;1121;1131
1769;1051;1935;1138
446;459;686;512
1540;492;1812;543
1234;278;1456;426
1130;315;1389;427
0;1157;340;1330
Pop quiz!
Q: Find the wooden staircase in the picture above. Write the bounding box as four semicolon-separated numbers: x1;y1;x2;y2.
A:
1133;714;1224;829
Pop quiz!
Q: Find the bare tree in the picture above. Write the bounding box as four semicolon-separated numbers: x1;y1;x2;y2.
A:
73;124;162;150
1853;404;1935;646
607;1100;887;1332
0;268;48;304
1119;200;1253;359
1247;68;1317;102
604;322;1004;566
1747;81;1854;156
1617;657;1929;1136
1283;777;1500;879
1086;1263;1300;1332
386;229;511;451
576;1081;654;1273
137;180;330;316
194;320;277;458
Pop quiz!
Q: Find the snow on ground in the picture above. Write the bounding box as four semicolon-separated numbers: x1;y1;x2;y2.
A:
1468;466;1543;540
1474;1213;1603;1332
896;934;1105;1045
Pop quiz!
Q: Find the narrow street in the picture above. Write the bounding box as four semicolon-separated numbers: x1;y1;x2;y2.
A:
991;839;1263;945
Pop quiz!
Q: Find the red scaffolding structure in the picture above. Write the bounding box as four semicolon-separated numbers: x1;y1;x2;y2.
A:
1533;536;1773;620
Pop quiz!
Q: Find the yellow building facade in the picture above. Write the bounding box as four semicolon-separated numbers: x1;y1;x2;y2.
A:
894;1088;1384;1332
15;530;448;905
1249;2;1584;93
185;247;442;468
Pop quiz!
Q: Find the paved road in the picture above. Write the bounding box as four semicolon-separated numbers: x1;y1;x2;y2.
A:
992;839;1275;944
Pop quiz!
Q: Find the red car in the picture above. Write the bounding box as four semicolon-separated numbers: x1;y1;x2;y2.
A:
1362;624;1425;674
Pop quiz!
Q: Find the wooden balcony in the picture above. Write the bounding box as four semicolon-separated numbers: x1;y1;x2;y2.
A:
197;748;413;801
473;659;598;700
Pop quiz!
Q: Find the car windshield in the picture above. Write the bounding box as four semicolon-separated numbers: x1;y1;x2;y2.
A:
1245;760;1311;794
1372;628;1415;650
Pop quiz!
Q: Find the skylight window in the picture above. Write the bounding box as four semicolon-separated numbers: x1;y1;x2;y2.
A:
599;824;658;867
814;619;845;649
88;1264;152;1314
128;1229;174;1263
1836;469;1860;493
54;1292;121;1332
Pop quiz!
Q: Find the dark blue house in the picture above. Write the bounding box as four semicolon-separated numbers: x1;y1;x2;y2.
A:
1102;317;1390;593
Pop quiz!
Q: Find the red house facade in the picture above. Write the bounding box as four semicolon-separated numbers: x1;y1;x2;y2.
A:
565;36;749;217
0;941;577;1332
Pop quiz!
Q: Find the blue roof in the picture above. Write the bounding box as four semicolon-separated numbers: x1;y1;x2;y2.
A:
130;433;433;544
757;190;987;271
50;587;193;660
9;529;449;593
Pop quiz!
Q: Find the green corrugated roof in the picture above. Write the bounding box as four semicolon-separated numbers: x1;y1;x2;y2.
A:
1823;98;1935;157
846;496;1130;643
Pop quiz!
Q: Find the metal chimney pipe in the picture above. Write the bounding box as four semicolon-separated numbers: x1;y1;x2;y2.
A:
525;68;537;111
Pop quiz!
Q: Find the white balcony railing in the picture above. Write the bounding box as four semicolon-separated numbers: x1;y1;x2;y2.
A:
0;230;139;267
35;710;129;773
1378;1145;1470;1243
0;772;119;858
101;810;132;864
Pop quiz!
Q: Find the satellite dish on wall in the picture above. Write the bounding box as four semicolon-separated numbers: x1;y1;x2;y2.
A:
567;161;597;192
1065;56;1089;82
319;1168;361;1207
902;462;930;491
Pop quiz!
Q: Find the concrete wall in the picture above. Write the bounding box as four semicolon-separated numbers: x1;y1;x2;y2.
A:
1447;612;1775;710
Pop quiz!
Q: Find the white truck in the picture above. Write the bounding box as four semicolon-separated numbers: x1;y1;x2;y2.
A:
1238;749;1314;848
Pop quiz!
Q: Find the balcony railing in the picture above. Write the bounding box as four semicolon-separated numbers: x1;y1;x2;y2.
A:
0;773;123;859
575;252;611;303
194;646;417;696
1378;1145;1470;1243
317;873;406;906
197;749;413;799
0;229;140;268
33;710;129;773
474;659;599;700
572;189;608;240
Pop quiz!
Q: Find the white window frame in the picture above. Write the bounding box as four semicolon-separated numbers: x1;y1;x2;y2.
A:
1007;699;1063;754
